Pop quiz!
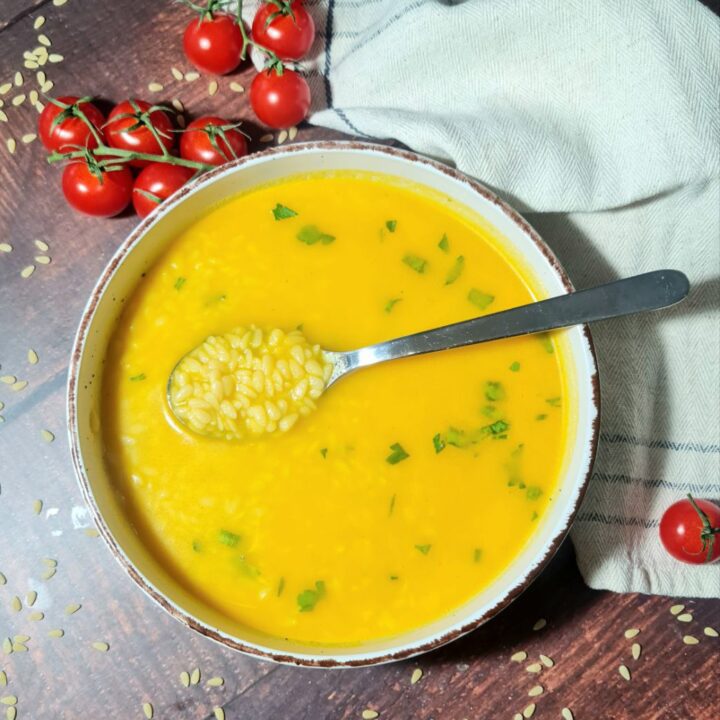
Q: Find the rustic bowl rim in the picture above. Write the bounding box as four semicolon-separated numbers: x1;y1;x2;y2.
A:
67;140;600;667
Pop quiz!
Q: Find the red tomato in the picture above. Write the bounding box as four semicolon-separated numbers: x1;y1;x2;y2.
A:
105;100;175;167
179;116;248;166
38;96;105;153
250;68;310;129
183;13;244;75
252;1;315;61
660;495;720;564
62;161;133;218
132;163;195;218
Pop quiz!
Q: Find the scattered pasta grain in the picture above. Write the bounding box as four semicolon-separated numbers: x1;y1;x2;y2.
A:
33;499;43;514
513;715;523;720
208;80;218;96
410;668;422;684
260;133;274;142
13;636;29;644
6;707;16;720
65;603;81;615
180;671;190;687
148;82;164;93
0;244;12;252
177;115;186;129
28;349;39;364
190;667;200;685
34;239;49;251
26;590;37;606
84;528;100;537
526;663;542;673
11;95;26;107
42;558;57;567
0;698;17;707
28;611;44;621
704;626;718;637
207;676;224;687
288;126;298;141
171;67;184;81
48;54;64;63
683;635;699;645
40;429;55;443
670;604;684;616
92;641;109;652
10;645;26;653
277;129;288;144
0;84;11;95
21;265;35;278
1;639;11;655
38;34;51;46
0;671;5;686
171;98;184;113
185;71;200;81
539;654;554;667
41;80;53;92
22;133;37;144
14;72;23;86
34;15;46;28
11;380;28;392
528;685;543;697
361;712;379;720
9;597;21;613
619;664;631;681
532;618;547;631
53;0;68;5
511;651;527;663
0;111;8;123
213;709;225;720
41;568;56;580
29;89;38;105
48;629;64;638
143;702;154;719
676;613;693;623
1;376;16;385
522;703;536;718
230;81;244;92
631;642;641;660
624;628;640;639
561;709;574;720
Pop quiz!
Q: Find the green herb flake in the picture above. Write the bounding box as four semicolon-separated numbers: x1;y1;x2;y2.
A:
129;373;146;382
444;255;465;285
297;225;335;245
468;288;495;310
480;404;496;418
432;433;445;454
539;333;554;354
446;426;469;448
438;234;450;253
236;556;260;578
473;548;483;563
526;486;543;501
386;219;397;232
536;413;548;421
402;254;428;274
272;203;298;220
320;447;328;459
415;544;432;555
388;494;396;516
386;442;410;464
277;577;285;596
546;397;562;407
174;276;187;291
509;361;521;372
191;540;202;553
484;381;505;402
487;419;509;435
389;575;399;581
297;580;325;612
384;297;402;313
218;529;241;548
531;511;539;521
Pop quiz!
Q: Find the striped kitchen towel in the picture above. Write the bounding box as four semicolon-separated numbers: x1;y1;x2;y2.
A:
245;0;720;597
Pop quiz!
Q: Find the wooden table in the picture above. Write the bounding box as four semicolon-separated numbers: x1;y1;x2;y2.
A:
1;2;718;718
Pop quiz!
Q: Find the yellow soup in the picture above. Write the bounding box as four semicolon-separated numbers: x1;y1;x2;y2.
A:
102;171;567;645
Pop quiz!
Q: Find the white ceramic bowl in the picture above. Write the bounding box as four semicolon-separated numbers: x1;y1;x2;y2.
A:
68;142;599;667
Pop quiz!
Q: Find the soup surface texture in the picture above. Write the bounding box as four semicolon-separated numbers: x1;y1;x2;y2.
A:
102;171;567;645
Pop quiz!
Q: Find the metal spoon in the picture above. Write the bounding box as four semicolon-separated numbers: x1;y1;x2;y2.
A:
168;270;689;438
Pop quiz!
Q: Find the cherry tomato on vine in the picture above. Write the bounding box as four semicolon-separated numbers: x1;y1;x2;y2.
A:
252;1;315;61
38;96;105;153
105;100;175;167
183;12;244;75
180;116;248;166
62;161;133;218
250;68;310;129
132;163;195;218
659;495;720;564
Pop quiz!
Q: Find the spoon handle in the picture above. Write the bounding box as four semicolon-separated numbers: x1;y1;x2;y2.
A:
340;270;689;373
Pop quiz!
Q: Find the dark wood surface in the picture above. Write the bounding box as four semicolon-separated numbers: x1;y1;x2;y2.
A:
1;1;718;718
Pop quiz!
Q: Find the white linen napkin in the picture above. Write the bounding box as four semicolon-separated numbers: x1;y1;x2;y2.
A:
245;0;720;597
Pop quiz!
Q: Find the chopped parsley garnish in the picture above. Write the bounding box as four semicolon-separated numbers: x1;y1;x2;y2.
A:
438;234;450;253
536;413;548;421
468;288;495;310
386;442;409;464
389;575;399;581
484;381;505;402
297;580;325;612
272;203;298;220
415;544;432;555
444;255;465;285
236;556;260;578
442;419;510;449
218;529;241;547
386;219;397;232
509;361;521;372
488;419;509;435
402;254;428;273
297;225;335;245
526;486;543;501
174;276;187;291
129;373;146;382
531;511;539;521
511;443;524;458
205;293;227;306
480;405;496;418
389;494;396;516
277;577;285;596
320;447;328;458
432;433;445;453
191;540;202;552
538;333;554;353
473;548;482;563
546;397;562;407
385;297;402;313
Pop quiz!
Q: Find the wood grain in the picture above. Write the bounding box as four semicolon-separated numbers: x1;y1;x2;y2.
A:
1;1;718;718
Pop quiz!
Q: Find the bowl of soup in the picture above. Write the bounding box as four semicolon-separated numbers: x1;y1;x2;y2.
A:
68;142;599;666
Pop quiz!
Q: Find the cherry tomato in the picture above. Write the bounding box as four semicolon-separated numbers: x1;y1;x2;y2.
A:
180;116;248;166
252;1;315;61
183;13;244;75
62;161;133;218
105;100;175;167
132;163;195;218
38;96;105;153
250;68;310;129
660;495;720;564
